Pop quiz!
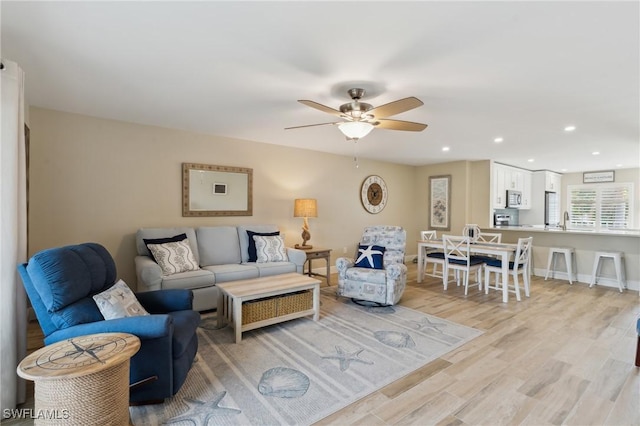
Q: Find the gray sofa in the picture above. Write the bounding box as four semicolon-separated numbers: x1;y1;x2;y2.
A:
134;225;306;311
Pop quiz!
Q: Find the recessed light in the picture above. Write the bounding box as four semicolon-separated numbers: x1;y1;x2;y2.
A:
494;137;503;143
616;164;623;167
527;158;535;162
592;151;600;155
561;168;567;172
564;125;576;132
442;147;450;152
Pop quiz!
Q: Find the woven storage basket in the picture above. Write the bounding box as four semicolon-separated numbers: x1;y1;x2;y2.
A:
241;290;314;325
277;290;313;316
242;297;278;325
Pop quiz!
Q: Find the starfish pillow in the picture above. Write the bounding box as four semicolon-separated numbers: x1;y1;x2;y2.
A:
354;245;386;269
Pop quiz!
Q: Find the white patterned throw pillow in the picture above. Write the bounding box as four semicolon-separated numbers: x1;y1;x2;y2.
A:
147;239;200;275
253;235;289;263
93;279;150;320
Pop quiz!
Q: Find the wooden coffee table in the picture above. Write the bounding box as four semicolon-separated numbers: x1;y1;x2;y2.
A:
216;273;320;343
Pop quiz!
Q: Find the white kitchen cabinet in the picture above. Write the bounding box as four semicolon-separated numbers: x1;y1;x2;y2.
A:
493;165;507;208
507;168;524;192
545;172;562;192
492;163;532;209
520;170;532;210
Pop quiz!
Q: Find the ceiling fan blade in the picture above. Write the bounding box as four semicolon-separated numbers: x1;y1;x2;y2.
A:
298;100;343;117
374;119;428;132
368;97;424;118
285;122;341;130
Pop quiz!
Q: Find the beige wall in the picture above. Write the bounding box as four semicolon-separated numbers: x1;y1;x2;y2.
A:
29;108;426;289
415;159;492;234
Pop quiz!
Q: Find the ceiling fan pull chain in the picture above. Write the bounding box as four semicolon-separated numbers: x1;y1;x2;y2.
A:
352;138;359;168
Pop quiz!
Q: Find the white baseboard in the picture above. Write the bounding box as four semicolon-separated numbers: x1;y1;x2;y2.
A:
532;267;639;293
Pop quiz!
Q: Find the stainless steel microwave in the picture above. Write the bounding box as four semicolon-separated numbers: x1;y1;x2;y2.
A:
506;190;522;208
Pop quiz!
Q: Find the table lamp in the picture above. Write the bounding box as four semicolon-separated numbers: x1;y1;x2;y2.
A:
293;198;317;249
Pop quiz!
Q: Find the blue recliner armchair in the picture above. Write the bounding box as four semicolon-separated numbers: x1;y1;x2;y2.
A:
18;242;200;404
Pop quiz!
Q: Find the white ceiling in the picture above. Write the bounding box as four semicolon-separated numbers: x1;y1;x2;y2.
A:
2;1;638;173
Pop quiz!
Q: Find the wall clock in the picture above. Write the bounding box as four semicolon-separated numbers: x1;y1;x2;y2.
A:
361;175;388;214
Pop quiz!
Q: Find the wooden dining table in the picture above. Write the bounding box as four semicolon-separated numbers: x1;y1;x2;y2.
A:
417;239;518;303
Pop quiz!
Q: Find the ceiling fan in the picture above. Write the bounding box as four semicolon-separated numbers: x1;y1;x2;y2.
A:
285;88;428;140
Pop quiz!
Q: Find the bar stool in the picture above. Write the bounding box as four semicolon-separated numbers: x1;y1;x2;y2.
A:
545;247;576;284
590;251;626;292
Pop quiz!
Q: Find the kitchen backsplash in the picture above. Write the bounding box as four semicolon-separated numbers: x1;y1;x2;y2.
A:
494;208;519;225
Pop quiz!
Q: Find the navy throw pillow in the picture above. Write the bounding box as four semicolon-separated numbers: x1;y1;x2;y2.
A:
247;231;280;262
143;233;187;262
354;245;386;269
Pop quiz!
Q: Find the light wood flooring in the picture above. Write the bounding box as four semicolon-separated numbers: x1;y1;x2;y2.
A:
13;263;639;425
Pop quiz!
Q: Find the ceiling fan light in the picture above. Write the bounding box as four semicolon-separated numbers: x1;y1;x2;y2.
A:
338;122;374;139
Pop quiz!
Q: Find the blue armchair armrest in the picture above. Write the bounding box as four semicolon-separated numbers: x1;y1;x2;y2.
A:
136;289;193;313
45;314;173;345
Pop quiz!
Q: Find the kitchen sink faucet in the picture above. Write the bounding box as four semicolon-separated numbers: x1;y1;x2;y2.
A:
561;211;570;231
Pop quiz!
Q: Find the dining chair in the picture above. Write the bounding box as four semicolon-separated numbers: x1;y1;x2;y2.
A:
442;235;485;295
484;236;533;301
420;230;444;279
473;232;504;262
476;232;502;243
462;224;481;242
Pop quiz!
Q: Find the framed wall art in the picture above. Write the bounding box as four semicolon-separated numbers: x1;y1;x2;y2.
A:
429;175;451;230
583;170;614;183
182;163;253;216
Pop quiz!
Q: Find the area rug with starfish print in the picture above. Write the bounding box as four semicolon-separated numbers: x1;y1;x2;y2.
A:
129;289;482;425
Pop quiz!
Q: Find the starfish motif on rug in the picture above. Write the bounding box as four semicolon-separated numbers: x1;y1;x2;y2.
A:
322;345;374;371
409;317;447;333
163;391;241;425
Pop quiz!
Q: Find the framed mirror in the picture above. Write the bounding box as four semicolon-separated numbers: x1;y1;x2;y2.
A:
182;163;253;216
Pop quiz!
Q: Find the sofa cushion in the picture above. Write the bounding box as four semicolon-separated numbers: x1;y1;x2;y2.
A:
254;235;289;263
196;227;242;266
147;240;200;276
161;269;215;290
201;264;259;283
136;228;200;264
237;225;279;263
254;262;297;277
93;279;150;319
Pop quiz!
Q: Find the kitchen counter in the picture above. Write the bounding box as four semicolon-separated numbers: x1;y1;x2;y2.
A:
491;225;640;238
482;226;639;292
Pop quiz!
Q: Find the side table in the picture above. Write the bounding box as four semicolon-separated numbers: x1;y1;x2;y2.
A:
300;247;332;285
17;332;140;425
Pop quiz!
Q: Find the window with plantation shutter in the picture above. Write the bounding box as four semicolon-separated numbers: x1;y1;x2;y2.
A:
567;183;633;229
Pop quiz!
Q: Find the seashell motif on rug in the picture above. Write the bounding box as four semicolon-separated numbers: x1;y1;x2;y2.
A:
258;367;310;398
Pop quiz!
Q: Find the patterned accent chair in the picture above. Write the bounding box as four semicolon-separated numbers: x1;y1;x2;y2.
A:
336;226;407;306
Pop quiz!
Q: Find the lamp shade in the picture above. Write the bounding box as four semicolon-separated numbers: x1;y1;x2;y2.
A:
294;198;317;218
338;121;374;139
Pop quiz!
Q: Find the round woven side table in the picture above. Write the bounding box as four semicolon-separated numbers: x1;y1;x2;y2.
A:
17;332;140;426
